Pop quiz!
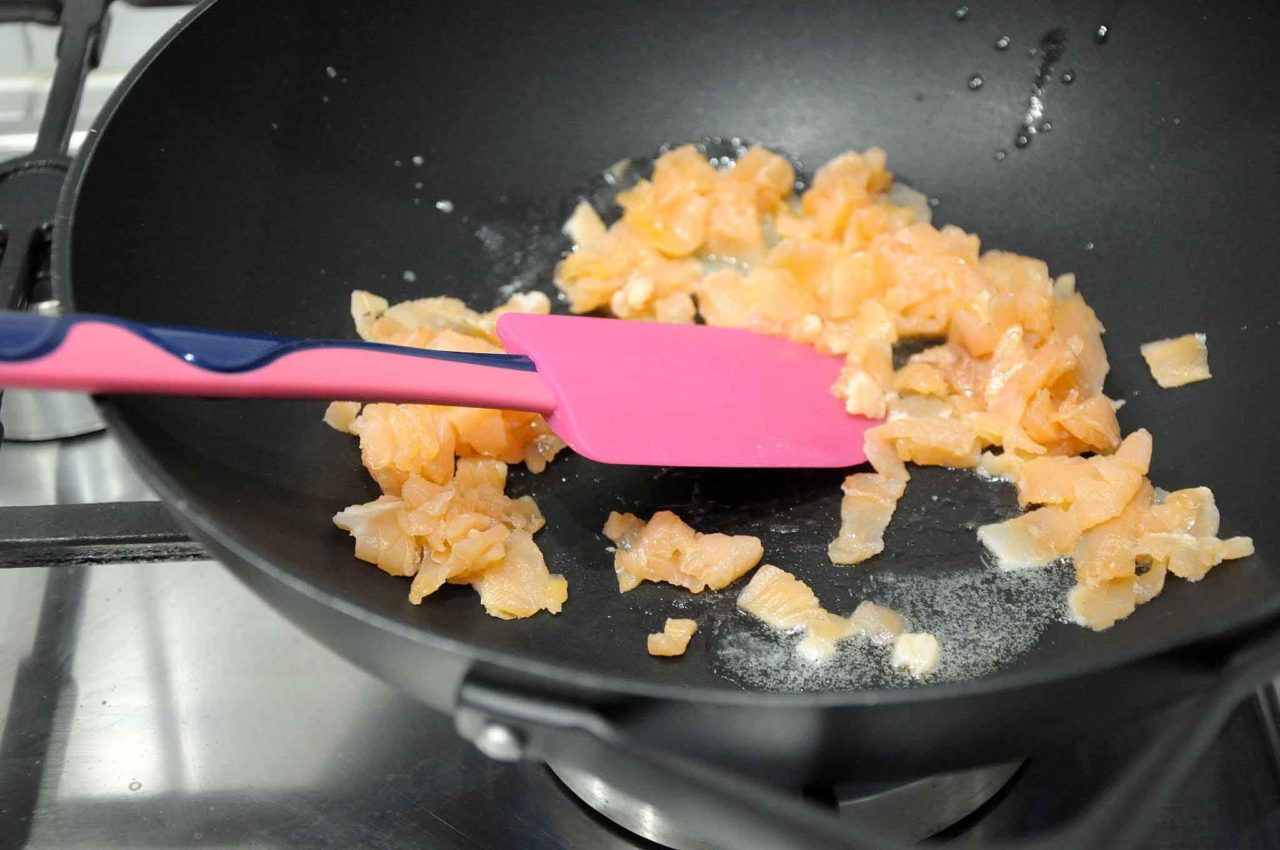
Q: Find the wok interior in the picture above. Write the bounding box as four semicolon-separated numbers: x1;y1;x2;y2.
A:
66;0;1279;696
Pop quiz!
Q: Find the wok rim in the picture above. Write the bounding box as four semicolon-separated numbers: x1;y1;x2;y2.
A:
51;0;1280;712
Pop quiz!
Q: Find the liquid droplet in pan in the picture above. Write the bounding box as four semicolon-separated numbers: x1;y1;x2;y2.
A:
967;74;984;90
1095;24;1110;44
995;35;1011;51
1014;133;1031;149
1061;70;1076;85
954;6;969;21
994;149;1008;161
1038;121;1053;133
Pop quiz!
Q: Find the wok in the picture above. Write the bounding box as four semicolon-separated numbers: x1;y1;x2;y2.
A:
53;0;1280;846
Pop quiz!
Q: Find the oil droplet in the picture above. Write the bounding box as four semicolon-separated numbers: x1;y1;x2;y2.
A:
1027;47;1039;57
995;35;1011;51
411;155;424;166
434;199;454;213
324;66;337;79
1084;241;1095;251
128;781;142;792
1061;70;1076;84
1094;24;1110;44
1172;117;1181;125
402;270;417;282
954;6;969;21
967;74;984;90
928;197;940;207
994;149;1008;161
1039;121;1053;132
1014;133;1031;149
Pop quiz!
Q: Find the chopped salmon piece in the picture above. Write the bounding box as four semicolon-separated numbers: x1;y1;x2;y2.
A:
618;146;717;257
350;404;457;493
977;450;1025;482
848;601;905;646
470;530;568;619
695;267;819;334
894;361;951;397
802;149;893;240
333;496;422;577
1141;333;1211;388
1067;580;1138;631
1135;533;1254;582
978;507;1081;569
411;524;510;603
608;258;702;323
737;564;908;663
323;401;362;434
1071;481;1153;587
603;510;763;593
737;564;823;629
873;417;982;470
331;291;565;620
647;618;699;657
1111;428;1153;474
727;146;796;210
1144;487;1219;537
1013;430;1150;531
1050;292;1109;397
706;180;768;261
563;200;608;247
828;473;906;564
1053;392;1121;454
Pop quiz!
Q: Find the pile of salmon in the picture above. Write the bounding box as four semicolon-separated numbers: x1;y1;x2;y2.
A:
327;144;1252;675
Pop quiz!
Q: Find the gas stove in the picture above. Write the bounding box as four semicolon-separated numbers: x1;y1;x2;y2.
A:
3;4;1280;848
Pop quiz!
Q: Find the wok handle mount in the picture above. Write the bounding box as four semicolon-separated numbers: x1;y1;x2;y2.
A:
0;311;557;413
456;617;1280;850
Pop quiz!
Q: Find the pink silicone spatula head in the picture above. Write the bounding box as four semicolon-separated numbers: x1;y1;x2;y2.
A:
497;313;873;468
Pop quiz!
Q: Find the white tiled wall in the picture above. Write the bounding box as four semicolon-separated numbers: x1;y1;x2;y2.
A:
0;4;191;155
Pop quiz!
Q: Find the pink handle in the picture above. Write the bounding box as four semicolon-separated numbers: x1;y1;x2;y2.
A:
0;315;557;413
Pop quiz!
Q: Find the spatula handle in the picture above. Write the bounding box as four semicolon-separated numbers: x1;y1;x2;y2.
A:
0;312;557;414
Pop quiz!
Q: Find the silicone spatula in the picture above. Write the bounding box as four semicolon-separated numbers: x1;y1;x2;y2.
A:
0;311;877;467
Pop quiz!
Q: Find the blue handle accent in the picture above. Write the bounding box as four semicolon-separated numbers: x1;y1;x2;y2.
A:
0;312;538;373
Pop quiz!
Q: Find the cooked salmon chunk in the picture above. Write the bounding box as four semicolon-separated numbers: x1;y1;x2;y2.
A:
1141;333;1211;388
647;618;699;657
330;294;565;619
737;564;908;663
603;510;763;593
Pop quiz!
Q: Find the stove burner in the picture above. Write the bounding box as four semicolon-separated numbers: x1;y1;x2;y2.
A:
548;759;1021;848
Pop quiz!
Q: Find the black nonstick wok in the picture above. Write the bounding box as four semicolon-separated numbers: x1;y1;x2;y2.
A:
52;0;1280;846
